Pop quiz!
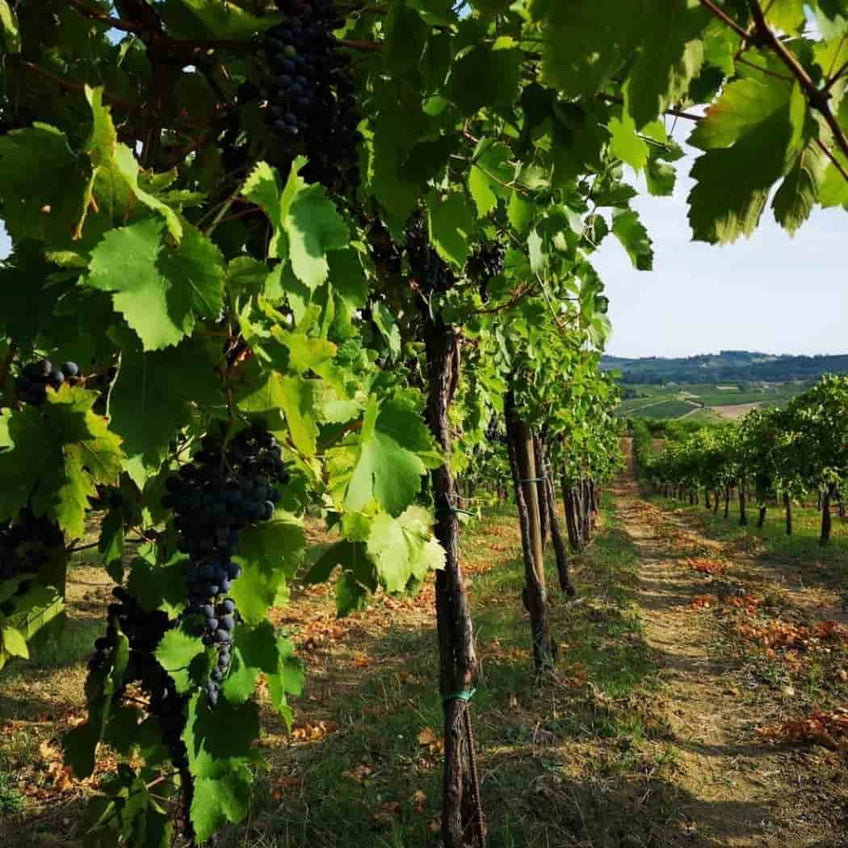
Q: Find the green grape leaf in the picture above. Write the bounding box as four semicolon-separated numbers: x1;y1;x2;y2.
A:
468;141;514;217
368;83;433;232
624;1;706;129
155;0;283;40
99;507;125;584
449;43;522;115
182;691;260;779
279;374;320;456
336;396;437;517
772;140;828;234
0;0;20;53
646;151;678;196
688;77;807;243
370;301;402;358
286;183;350;290
109;336;221;486
191;771;253;844
0;386;124;538
1;583;65;647
266;635;303;729
384;2;428;74
87;218;224;350
366;506;445;593
534;0;640;97
508;192;535;235
64;631;129;778
0;123;88;244
336;570;370;617
126;558;187;618
231;517;305;624
221;620;278;704
1;625;29;659
304;539;368;584
608;112;649;171
612;209;654;270
155;625;206;694
243;161;285;257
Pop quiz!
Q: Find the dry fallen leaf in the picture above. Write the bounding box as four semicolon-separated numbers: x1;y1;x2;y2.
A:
417;727;438;746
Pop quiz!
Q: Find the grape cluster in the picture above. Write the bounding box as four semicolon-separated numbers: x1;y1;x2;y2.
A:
15;359;80;406
485;416;508;447
89;588;188;769
162;422;289;707
0;509;64;580
466;243;505;305
262;0;362;193
406;216;455;295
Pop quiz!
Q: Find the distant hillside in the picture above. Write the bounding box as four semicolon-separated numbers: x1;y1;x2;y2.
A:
602;351;848;384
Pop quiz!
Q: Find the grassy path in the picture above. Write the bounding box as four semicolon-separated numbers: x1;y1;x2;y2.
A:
614;443;848;847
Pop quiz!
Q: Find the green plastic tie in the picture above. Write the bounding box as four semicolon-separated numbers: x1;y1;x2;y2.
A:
440;687;477;704
518;477;544;483
434;504;476;519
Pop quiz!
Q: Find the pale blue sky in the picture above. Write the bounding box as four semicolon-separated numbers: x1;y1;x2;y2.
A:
1;148;844;359
593;143;846;359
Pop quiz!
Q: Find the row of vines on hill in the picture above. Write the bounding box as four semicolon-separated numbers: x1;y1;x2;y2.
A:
634;376;848;544
2;0;848;845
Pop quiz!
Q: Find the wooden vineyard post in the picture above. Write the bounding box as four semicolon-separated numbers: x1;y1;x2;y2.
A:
423;315;485;848
505;389;556;674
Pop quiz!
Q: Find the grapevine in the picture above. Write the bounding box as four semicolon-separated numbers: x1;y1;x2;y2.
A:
0;0;847;846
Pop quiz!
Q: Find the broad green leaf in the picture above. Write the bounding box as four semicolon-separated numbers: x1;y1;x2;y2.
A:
0;0;21;53
1;625;28;659
304;539;369;584
279;374;320;456
336;570;370;617
99;507;125;584
366;506;445;593
243;162;284;257
468;142;514;217
64;631;129;778
182;691;260;779
155;0;283;40
155;625;206;694
384;2;428;74
109;336;221;486
126;558;188;618
534;0;641;97
427;191;475;268
449;43;521;115
0;386;123;537
0;124;88;244
266;635;303;728
624;1;706;129
608;112;649;172
221;621;279;704
772;141;828;234
191;772;252;844
87;219;224;350
612;210;654;270
370;301;402;358
688;77;807;243
335;396;437;517
286;184;350;290
231;517;304;624
508;192;535;235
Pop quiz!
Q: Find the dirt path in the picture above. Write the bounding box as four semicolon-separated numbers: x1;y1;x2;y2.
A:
611;445;845;847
